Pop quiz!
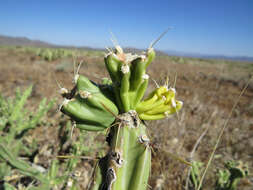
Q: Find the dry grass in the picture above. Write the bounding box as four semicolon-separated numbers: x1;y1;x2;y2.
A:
0;47;252;189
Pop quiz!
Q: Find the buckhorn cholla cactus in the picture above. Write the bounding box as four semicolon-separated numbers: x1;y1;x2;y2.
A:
59;44;182;190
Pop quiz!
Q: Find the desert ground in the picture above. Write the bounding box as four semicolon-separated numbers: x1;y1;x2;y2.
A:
0;46;252;189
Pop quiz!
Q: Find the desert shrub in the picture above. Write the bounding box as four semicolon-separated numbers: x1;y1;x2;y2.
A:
0;86;54;188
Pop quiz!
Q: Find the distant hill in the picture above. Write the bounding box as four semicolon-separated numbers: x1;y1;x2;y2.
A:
1;34;252;62
0;34;168;56
0;35;53;47
166;50;253;62
0;34;105;52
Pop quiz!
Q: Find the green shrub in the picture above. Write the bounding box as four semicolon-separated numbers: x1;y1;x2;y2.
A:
0;86;54;187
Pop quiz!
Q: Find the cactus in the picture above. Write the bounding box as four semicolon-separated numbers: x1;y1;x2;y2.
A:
59;43;182;189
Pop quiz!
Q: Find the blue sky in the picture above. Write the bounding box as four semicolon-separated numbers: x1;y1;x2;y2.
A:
0;0;252;56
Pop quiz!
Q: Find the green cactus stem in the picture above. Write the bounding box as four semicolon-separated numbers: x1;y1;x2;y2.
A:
61;75;118;131
104;46;156;113
89;111;151;190
60;44;182;190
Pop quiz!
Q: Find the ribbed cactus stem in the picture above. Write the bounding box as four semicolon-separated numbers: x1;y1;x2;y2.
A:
60;44;182;190
90;111;151;190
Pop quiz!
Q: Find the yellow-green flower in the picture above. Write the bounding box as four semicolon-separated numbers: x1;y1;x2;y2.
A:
136;85;183;120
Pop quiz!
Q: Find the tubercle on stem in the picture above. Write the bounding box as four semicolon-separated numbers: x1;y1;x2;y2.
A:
59;74;119;131
104;45;156;113
102;111;151;190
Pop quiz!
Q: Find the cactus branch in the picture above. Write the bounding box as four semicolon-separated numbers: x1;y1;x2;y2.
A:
60;42;182;190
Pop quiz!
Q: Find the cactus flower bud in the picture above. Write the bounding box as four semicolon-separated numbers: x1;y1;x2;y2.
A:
136;85;183;120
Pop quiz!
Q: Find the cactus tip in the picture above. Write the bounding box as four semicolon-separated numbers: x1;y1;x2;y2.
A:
59;87;68;95
164;111;170;118
76;60;83;75
79;90;92;99
121;64;130;74
57;98;70;112
169;87;176;94
178;100;183;106
147;47;154;53
52;72;69;96
105;47;113;54
115;45;123;54
142;74;149;80
73;60;83;83
140;54;146;61
74;74;79;84
171;99;177;108
139;135;150;144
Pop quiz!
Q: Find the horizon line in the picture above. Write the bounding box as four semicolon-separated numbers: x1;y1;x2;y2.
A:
1;33;253;61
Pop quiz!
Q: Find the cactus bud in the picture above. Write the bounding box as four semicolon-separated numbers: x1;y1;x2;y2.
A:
136;85;183;120
121;64;130;74
59;87;68;96
79;90;92;99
